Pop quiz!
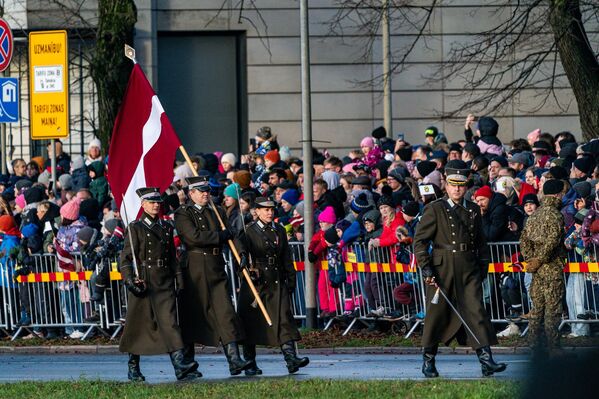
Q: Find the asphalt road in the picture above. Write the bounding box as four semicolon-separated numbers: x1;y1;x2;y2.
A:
0;353;529;382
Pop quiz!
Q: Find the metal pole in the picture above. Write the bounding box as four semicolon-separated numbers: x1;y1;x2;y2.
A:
79;43;84;156
1;70;6;175
300;0;317;329
50;139;57;197
382;0;392;137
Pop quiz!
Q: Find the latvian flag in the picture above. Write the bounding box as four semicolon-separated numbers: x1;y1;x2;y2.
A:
54;239;76;272
107;64;182;225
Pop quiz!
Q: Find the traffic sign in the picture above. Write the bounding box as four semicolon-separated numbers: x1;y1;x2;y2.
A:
0;77;19;123
0;18;13;72
29;30;69;139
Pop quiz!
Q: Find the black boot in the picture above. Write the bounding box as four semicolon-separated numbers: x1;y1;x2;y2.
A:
127;354;145;382
224;342;253;375
422;346;439;378
281;341;309;374
170;349;202;381
476;346;507;377
182;343;196;365
243;344;263;376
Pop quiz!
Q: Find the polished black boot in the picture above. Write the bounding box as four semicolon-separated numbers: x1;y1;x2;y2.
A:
243;344;263;376
182;343;196;365
127;354;145;382
281;341;309;374
170;349;202;381
422;346;439;378
476;346;507;377
224;342;253;375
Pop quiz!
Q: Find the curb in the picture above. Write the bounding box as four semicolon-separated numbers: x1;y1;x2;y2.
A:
0;345;591;355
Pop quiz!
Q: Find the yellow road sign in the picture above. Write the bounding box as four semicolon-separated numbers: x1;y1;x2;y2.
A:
28;30;69;139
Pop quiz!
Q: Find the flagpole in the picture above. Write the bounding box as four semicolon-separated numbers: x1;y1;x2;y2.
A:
179;145;273;327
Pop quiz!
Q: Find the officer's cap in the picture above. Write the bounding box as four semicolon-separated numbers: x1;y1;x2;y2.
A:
445;160;471;186
186;176;211;192
136;187;163;202
255;197;276;208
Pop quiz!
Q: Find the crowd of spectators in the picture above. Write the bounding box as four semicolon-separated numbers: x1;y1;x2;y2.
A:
1;116;599;340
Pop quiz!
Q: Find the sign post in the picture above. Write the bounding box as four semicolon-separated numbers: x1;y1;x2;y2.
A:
0;17;14;175
29;30;69;195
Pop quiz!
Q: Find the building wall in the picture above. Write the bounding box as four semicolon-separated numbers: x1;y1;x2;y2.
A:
142;0;591;154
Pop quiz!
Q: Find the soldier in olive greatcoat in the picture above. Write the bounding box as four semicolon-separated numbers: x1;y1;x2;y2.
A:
119;187;201;382
413;160;507;378
174;176;251;376
237;197;309;375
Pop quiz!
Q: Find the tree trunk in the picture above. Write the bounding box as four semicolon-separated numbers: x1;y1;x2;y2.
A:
549;0;599;140
90;0;137;150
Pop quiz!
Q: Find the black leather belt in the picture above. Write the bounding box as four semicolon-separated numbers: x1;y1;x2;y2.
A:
255;256;277;265
191;248;221;256
434;243;473;252
142;259;168;267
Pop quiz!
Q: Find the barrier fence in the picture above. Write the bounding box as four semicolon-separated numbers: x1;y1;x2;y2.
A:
1;242;598;340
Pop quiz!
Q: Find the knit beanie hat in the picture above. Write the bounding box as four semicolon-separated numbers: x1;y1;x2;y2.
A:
416;161;436;178
281;189;300;206
221;153;237;167
24;186;44;205
543;179;564;195
60;198;81;220
224;183;240;200
324;226;340;245
474;185;493;199
80;198;100;222
234;170;251;189
15;194;26;209
318;206;337;224
71;155;85;171
401;201;420;217
294;201;305;216
37;170;51;187
21;223;39;238
77;226;96;243
88;138;101;150
103;218;122;235
336;219;351;233
363;209;381;225
377;195;395;209
573;181;591;199
15;179;32;192
58;173;73;190
264;150;280;164
549;166;568;180
573;156;594;175
360;136;375;148
350;193;372;213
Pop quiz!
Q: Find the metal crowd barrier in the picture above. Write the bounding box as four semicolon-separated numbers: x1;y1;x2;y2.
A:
3;241;598;341
288;241;426;337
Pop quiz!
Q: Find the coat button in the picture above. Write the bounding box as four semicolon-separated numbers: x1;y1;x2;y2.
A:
452;250;456;253
147;234;150;237
452;241;456;244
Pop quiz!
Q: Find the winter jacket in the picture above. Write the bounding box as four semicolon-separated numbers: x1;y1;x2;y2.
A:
71;166;91;191
378;212;406;247
88;161;108;206
481;193;510;242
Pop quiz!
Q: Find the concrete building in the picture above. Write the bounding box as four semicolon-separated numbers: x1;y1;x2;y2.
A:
1;0;589;160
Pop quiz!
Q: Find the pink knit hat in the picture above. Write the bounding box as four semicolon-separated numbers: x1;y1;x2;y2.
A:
318;206;337;224
15;194;26;209
60;198;81;220
360;136;374;148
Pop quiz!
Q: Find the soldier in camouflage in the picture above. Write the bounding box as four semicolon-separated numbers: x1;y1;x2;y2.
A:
520;179;566;353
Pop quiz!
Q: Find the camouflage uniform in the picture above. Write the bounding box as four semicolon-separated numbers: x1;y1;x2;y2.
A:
520;195;565;350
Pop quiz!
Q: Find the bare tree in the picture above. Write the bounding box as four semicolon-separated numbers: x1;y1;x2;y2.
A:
327;1;599;139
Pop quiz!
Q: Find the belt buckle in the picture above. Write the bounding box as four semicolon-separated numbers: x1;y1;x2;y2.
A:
157;259;165;267
459;243;467;251
212;248;219;256
268;257;275;265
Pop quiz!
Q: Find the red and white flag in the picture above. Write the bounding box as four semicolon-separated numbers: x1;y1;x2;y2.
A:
107;64;182;224
54;239;75;272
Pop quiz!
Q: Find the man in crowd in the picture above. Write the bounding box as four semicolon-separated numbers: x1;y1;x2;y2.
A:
414;160;506;378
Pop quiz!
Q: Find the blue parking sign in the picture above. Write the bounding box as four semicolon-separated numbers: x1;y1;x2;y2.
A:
0;77;19;123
